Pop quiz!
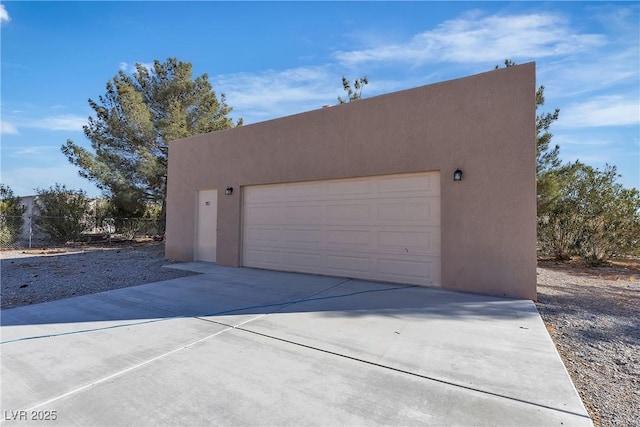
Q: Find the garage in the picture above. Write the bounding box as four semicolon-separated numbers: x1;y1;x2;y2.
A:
242;172;441;286
167;64;537;299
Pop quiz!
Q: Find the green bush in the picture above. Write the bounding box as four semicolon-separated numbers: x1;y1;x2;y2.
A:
0;184;26;247
538;163;640;265
34;184;89;243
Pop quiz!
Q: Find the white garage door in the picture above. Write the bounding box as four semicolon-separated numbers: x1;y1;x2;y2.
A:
242;172;441;286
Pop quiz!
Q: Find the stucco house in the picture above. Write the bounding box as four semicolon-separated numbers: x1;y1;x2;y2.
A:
165;63;537;299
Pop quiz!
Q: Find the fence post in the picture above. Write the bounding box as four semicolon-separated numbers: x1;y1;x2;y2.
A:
28;215;32;249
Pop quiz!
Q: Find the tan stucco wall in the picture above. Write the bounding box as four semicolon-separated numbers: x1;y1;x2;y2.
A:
166;63;537;299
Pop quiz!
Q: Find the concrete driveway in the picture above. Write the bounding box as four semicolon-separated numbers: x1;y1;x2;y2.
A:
1;263;592;426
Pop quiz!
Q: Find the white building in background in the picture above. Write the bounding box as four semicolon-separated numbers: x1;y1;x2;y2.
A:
17;195;46;243
16;195;100;244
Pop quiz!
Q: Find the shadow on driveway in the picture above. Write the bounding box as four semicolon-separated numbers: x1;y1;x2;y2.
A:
0;263;592;426
1;264;537;330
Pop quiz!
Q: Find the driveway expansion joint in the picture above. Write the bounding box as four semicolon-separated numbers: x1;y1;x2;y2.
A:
232;323;592;421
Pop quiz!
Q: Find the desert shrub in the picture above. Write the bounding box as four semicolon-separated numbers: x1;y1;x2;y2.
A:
0;184;26;247
538;162;640;265
569;165;640;264
35;184;89;243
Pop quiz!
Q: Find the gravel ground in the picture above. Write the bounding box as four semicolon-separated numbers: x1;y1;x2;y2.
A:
536;261;639;427
1;243;637;426
0;241;197;309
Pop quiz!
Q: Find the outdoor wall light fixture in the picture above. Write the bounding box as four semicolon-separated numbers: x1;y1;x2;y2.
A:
453;169;463;182
225;186;233;195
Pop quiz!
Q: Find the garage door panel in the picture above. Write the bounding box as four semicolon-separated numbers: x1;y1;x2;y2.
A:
377;258;432;275
244;227;281;243
326;178;373;195
282;229;322;245
378;174;439;195
245;186;284;203
326;254;372;273
244;249;282;266
243;172;441;286
377;201;437;223
377;258;438;283
377;230;436;254
245;206;283;225
326;229;372;247
284;252;324;268
326;204;372;222
284;182;324;199
285;205;324;222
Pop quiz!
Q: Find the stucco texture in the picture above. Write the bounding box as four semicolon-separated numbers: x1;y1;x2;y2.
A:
166;63;537;299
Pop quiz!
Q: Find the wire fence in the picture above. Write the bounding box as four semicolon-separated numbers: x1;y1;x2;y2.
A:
0;215;162;250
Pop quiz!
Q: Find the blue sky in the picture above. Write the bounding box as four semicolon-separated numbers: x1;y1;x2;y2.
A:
1;1;638;197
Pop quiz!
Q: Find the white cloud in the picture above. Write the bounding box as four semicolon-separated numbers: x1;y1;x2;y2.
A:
219;67;332;105
26;114;87;132
215;66;346;122
536;7;639;101
3;113;87;133
215;65;436;124
3;145;60;157
1;121;19;135
553;135;614;147
0;4;10;26
557;95;640;128
335;12;605;67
